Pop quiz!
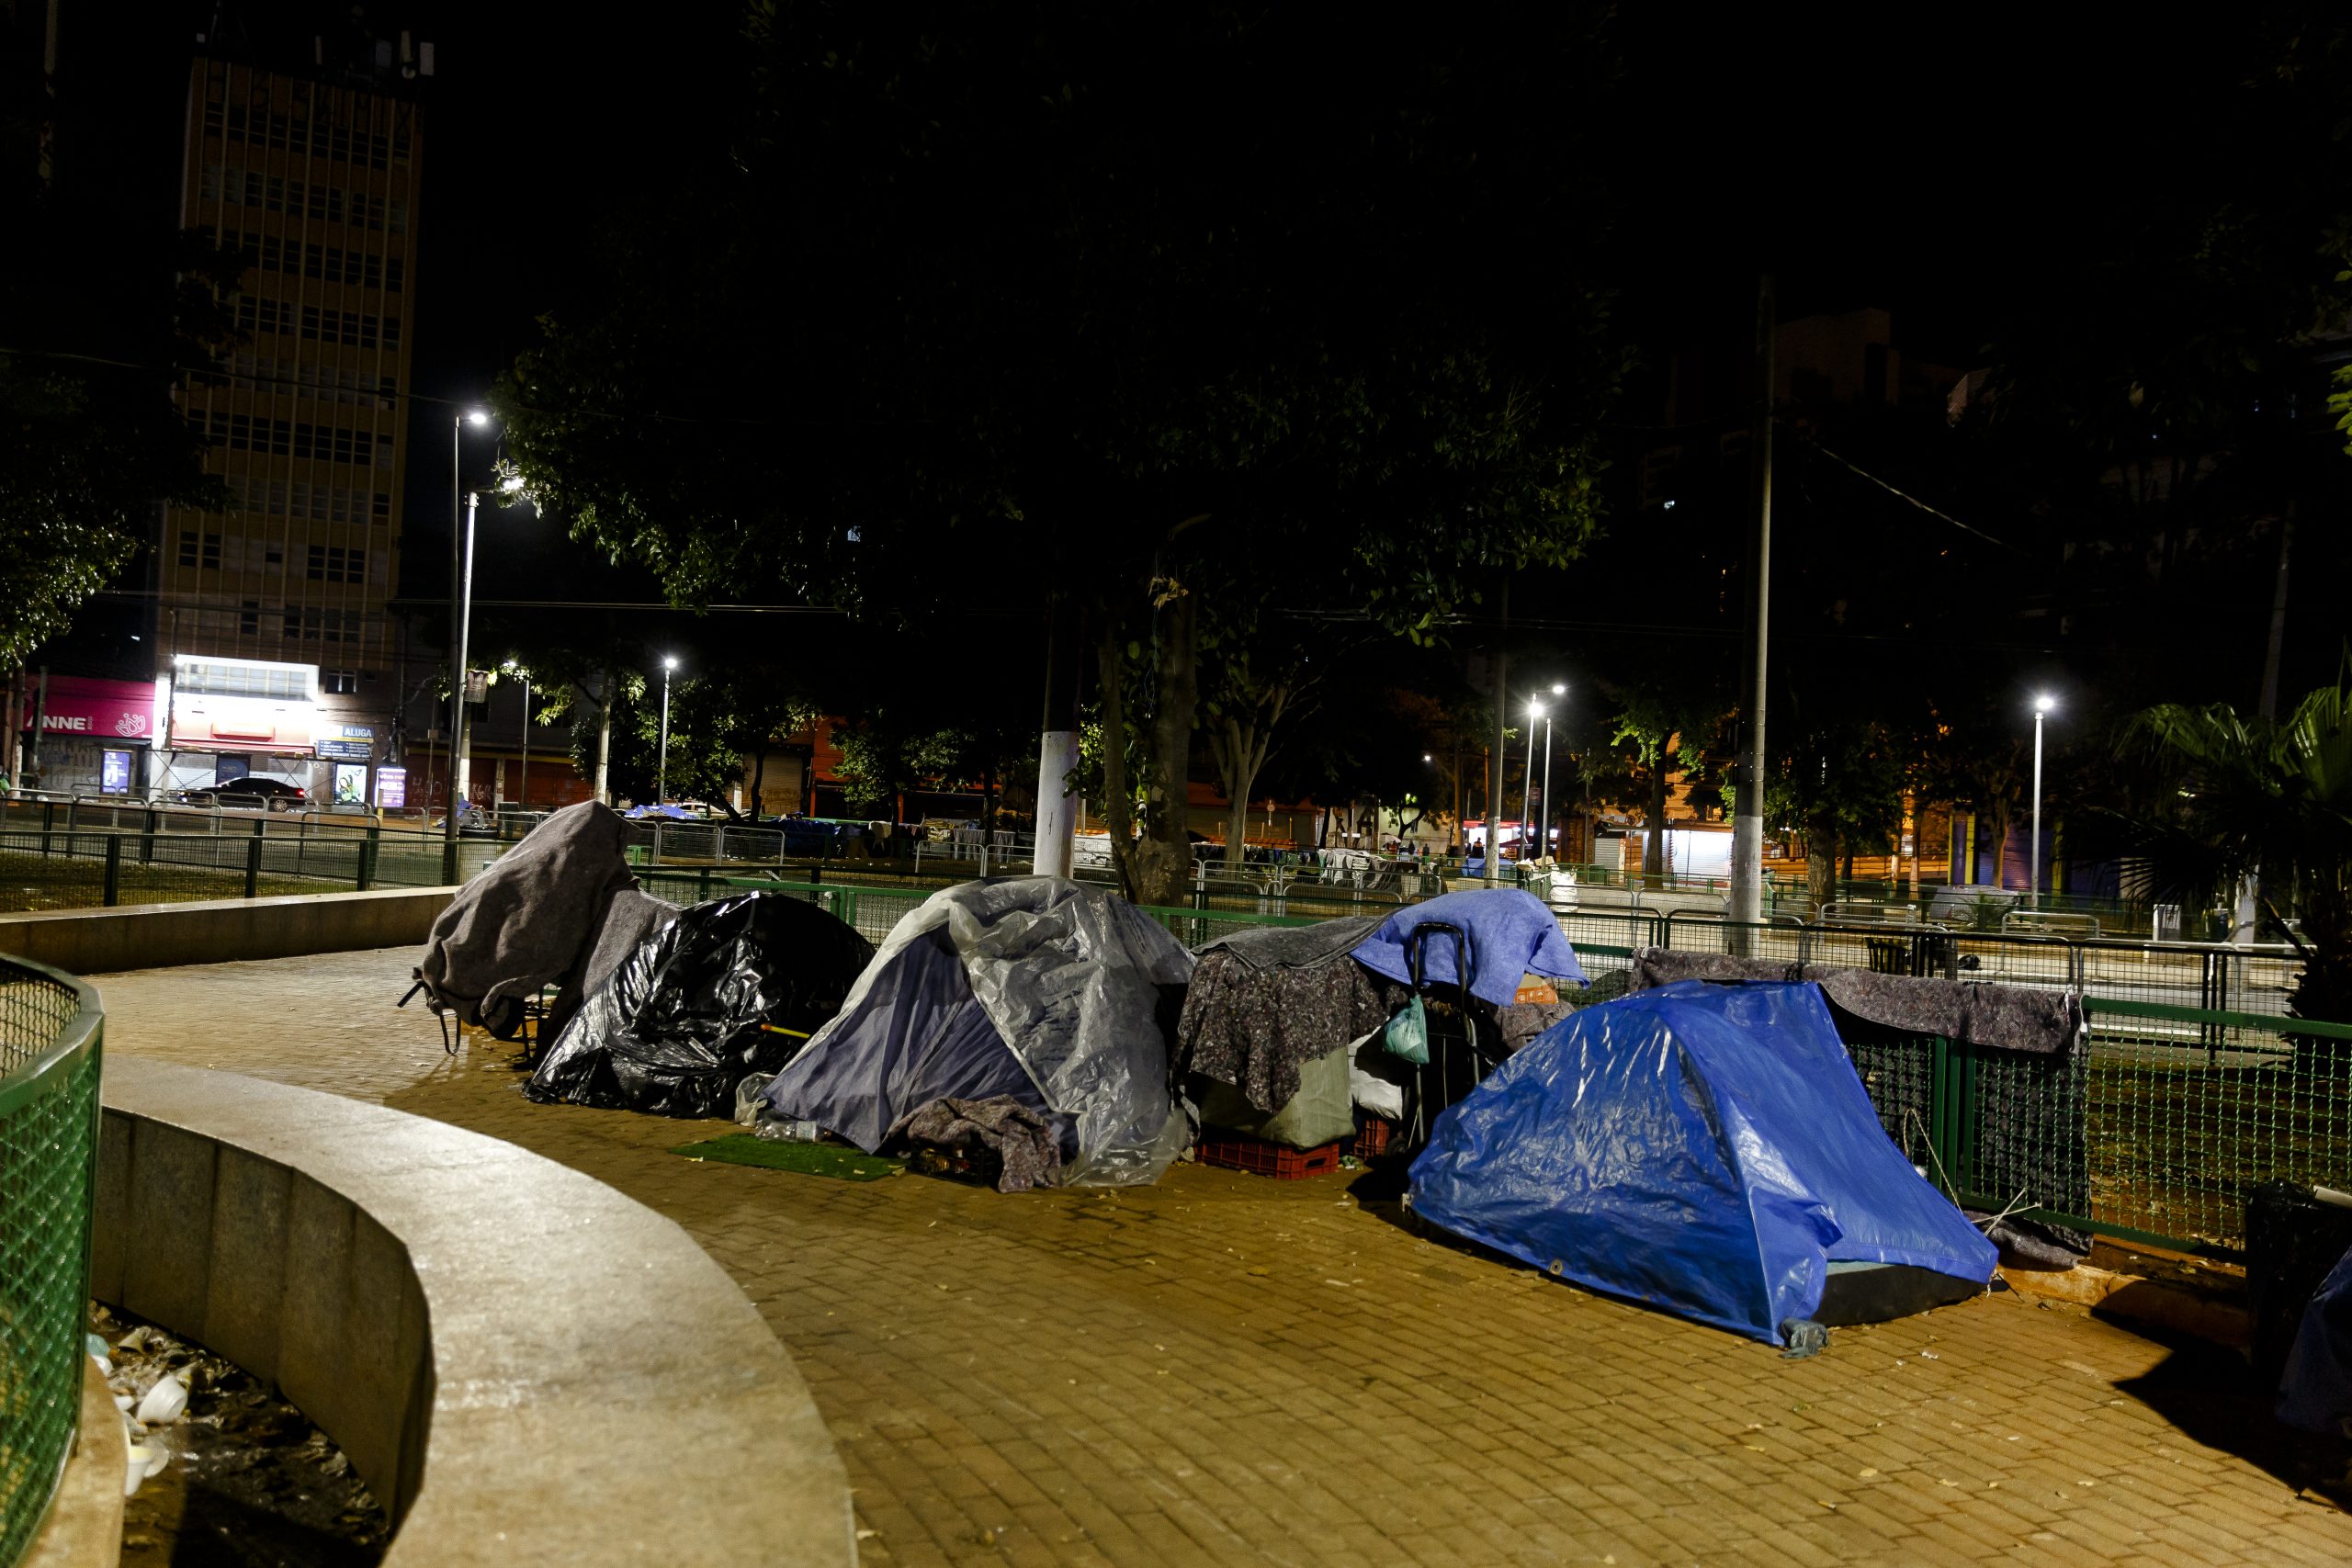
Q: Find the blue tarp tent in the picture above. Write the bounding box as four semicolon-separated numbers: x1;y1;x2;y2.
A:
1408;979;1997;1344
1351;888;1588;1004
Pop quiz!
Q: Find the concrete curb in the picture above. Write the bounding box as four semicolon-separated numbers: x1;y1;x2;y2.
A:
95;1055;858;1567
0;888;457;973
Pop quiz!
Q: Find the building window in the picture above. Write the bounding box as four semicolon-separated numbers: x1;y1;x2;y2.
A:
322;669;358;695
239;601;261;636
285;608;355;644
306;544;361;583
178;531;221;570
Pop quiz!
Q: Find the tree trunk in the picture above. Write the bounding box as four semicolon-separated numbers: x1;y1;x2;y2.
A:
1211;711;1267;878
981;763;997;855
1224;789;1251;879
749;746;766;822
1132;591;1198;908
1644;749;1668;883
1806;832;1836;910
1989;805;2013;890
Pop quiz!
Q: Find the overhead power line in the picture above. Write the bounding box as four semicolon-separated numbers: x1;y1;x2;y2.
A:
1786;427;2037;558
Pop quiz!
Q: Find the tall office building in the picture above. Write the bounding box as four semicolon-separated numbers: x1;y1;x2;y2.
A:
158;25;425;800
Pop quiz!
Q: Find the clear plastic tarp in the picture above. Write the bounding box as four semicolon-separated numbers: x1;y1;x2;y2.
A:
763;877;1195;1186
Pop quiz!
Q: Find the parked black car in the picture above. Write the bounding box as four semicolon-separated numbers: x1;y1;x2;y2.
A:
171;778;309;811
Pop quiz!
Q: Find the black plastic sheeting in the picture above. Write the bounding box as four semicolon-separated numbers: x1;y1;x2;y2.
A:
526;892;876;1117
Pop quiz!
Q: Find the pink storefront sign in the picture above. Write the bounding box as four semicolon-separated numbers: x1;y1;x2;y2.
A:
34;677;158;742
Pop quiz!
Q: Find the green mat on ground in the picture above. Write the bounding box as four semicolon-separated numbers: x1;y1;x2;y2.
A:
669;1134;902;1181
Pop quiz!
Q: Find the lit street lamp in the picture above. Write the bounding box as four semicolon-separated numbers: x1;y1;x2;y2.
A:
656;656;679;804
444;408;490;866
2030;694;2055;907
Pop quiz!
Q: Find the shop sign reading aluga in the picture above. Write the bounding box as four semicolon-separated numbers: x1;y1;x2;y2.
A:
316;722;375;762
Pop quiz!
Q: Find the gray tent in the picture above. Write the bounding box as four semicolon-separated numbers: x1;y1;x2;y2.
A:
759;878;1194;1186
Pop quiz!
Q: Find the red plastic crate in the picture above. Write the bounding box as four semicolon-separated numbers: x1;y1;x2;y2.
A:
1197;1135;1342;1179
1351;1118;1396;1159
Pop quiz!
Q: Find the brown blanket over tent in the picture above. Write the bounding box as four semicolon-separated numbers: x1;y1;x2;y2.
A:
1628;947;2083;1055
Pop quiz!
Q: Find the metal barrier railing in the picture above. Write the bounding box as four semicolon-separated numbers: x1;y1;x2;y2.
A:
0;955;103;1566
0;826;498;910
670;878;2335;1257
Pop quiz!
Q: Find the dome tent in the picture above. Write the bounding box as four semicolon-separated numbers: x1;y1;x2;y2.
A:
759;877;1195;1187
1408;979;1997;1345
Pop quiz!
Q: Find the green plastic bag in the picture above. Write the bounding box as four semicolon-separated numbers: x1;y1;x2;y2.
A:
1383;995;1430;1065
1196;1043;1355;1150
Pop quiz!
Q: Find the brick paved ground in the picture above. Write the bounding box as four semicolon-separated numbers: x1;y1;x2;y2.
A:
92;949;2352;1566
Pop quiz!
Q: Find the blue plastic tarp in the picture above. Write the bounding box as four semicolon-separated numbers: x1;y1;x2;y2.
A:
1408;979;1996;1343
1351;888;1587;1006
2279;1239;2352;1435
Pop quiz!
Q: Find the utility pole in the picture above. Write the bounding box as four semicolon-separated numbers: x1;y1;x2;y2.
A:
1728;273;1775;948
594;669;614;805
2235;503;2295;947
444;491;478;863
2259;503;2293;721
656;657;677;803
1483;578;1510;886
1033;595;1081;879
516;669;531;812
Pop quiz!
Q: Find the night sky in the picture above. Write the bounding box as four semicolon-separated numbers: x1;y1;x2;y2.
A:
40;2;2252;675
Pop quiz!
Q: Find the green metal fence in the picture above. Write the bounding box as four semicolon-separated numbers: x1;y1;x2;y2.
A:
0;957;102;1567
613;873;2347;1257
0;826;498;913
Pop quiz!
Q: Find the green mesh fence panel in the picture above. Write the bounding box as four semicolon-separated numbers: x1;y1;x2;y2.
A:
1967;1041;2092;1221
0;962;101;1567
1839;1031;1937;1168
2077;1011;2352;1253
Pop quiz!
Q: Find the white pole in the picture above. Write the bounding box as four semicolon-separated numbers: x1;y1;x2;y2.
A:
593;669;613;805
1521;700;1541;869
444;416;465;853
1730;274;1775;945
517;673;530;811
656;662;673;804
447;491;478;846
2030;707;2044;909
1034;729;1080;879
1540;712;1555;863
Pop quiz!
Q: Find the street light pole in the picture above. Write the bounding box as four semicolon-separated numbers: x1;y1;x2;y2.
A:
2030;694;2053;908
656;656;678;803
1521;698;1543;866
1729;273;1776;947
1542;681;1566;863
445;411;488;868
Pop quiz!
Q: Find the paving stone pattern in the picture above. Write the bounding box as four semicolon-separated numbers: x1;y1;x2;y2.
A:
93;949;2352;1567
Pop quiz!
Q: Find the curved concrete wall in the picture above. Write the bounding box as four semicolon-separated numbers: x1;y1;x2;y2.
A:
94;1056;856;1567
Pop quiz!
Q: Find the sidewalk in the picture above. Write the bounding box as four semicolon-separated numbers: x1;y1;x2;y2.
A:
93;948;2352;1567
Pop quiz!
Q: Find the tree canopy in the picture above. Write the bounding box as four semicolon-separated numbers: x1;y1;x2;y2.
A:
496;0;1630;900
